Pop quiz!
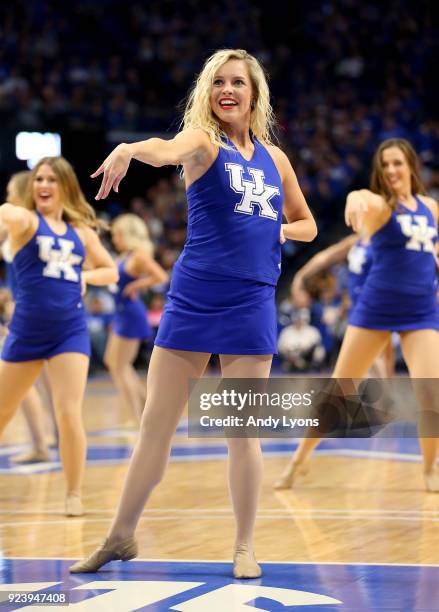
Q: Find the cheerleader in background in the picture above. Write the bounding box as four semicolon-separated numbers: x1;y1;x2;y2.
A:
0;171;53;463
105;214;168;423
0;157;118;515
275;232;395;488
276;139;439;493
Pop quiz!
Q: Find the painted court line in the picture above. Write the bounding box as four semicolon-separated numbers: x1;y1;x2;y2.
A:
4;556;439;568
2;511;439;528
2;506;438;517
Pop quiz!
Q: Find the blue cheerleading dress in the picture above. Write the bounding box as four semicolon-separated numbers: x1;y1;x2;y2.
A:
349;195;439;331
155;136;284;354
111;258;152;340
1;213;90;361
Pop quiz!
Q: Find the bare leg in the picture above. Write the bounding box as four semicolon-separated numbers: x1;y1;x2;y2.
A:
400;330;439;491
220;353;272;577
12;387;50;463
0;360;43;436
383;337;396;377
70;346;211;573
46;353;89;512
333;326;391;378
36;363;58;445
275;326;391;489
107;347;211;540
104;333;144;423
220;355;271;546
369;354;387;378
368;337;395;378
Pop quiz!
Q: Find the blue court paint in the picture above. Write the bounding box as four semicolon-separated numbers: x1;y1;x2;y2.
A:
0;436;424;475
0;559;438;611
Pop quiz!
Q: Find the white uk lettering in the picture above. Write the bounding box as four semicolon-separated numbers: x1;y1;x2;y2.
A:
65;581;202;610
8;580;342;610
36;236;82;282
225;162;279;220
396;214;437;253
347;245;367;274
174;584;342;610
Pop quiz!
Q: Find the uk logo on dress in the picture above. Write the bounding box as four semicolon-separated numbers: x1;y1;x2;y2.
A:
225;163;280;221
347;244;368;274
396;214;437;253
36;236;83;282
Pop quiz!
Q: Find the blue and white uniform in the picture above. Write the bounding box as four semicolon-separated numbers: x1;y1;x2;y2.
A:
350;195;439;331
111;258;152;340
1;212;90;362
155;136;283;354
347;238;373;307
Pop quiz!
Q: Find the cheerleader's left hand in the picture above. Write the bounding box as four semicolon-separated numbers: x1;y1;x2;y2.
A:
280;225;286;244
123;281;140;300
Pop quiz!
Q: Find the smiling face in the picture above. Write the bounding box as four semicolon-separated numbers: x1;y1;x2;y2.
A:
32;163;62;215
210;59;253;127
380;146;412;196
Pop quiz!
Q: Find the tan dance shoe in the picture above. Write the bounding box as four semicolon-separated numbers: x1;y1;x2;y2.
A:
424;470;439;493
233;544;262;579
69;537;138;573
65;495;84;517
273;460;309;490
11;449;50;464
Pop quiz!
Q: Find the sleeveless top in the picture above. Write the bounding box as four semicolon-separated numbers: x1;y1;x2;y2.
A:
365;195;438;296
10;212;85;324
179;136;284;285
113;258;145;310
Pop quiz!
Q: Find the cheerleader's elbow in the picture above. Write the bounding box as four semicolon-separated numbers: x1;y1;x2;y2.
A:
305;220;318;241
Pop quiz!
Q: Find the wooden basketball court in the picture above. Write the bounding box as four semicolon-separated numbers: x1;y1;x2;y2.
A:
1;376;439;610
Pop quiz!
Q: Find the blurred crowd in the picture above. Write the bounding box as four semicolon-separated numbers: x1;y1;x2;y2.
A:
1;0;439;231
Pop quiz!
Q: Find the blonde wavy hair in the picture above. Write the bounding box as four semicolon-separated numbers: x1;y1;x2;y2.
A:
182;49;276;149
112;214;153;256
24;157;105;230
7;171;31;206
370;139;426;210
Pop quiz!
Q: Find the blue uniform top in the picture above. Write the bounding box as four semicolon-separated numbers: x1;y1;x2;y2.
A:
347;239;373;305
179;136;284;285
1;240;18;299
113;257;144;311
365;195;438;296
10;212;85;328
110;257;152;339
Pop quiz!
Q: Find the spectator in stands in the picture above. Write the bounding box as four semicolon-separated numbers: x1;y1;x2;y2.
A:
278;308;325;372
